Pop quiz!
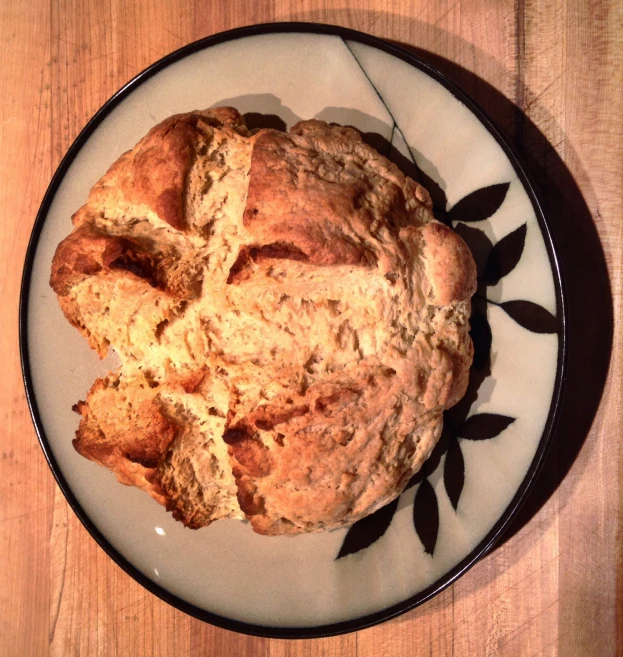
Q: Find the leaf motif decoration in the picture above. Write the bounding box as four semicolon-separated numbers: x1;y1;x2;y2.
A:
469;306;492;371
459;414;515;440
404;467;426;491
481;223;527;284
447;182;510;224
413;479;439;556
500;300;558;334
444;438;465;511
453;223;494;279
335;497;399;560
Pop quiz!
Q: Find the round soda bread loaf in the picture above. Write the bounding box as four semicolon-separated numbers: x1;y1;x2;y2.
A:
50;107;477;535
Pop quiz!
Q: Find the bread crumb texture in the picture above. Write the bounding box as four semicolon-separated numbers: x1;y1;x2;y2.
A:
50;108;476;535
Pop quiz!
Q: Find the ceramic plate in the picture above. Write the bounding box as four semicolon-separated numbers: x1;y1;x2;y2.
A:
20;23;566;638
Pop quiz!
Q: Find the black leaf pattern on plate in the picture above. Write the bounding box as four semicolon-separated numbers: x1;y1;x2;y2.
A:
447;182;510;223
404;466;427;491
469;305;493;371
335;498;399;560
443;438;465;511
500;300;558;334
413;479;439;555
453;223;494;279
335;126;557;558
481;223;527;284
459;414;516;440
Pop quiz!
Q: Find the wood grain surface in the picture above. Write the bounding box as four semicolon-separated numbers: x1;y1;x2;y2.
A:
1;1;621;655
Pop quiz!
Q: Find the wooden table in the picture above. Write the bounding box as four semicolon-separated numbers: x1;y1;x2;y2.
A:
1;1;621;655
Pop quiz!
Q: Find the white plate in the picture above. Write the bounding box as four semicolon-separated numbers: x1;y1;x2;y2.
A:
20;24;566;637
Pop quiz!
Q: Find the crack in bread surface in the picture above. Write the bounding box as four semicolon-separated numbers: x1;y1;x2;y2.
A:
50;109;476;535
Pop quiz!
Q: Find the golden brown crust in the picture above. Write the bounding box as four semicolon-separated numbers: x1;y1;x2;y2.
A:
51;110;477;535
243;121;430;270
72;107;250;231
223;366;416;535
72;374;176;504
421;221;478;305
73;370;241;527
50;222;176;296
244;128;375;266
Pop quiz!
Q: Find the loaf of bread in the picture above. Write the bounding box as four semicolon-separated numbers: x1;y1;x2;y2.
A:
50;107;476;535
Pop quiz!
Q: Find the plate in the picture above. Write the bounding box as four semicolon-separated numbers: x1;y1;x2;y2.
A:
20;23;566;638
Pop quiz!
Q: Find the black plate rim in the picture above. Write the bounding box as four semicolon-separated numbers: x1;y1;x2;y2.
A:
19;21;568;640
